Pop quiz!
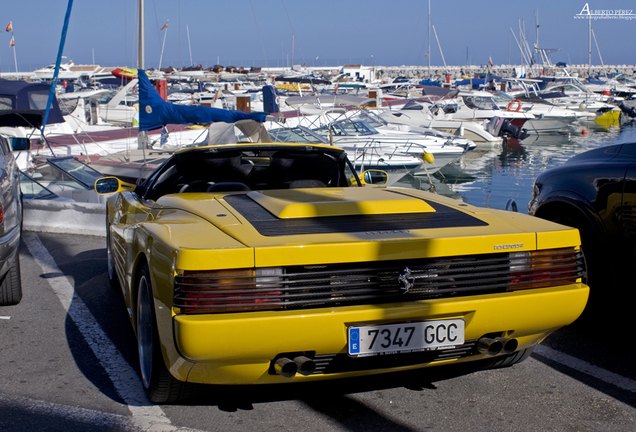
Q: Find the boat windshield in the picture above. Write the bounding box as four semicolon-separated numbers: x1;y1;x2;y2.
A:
268;127;328;144
96;90;118;104
353;111;387;128
19;172;57;200
338;120;378;136
492;92;514;102
539;84;590;95
57;98;79;116
462;96;499;110
313;120;378;138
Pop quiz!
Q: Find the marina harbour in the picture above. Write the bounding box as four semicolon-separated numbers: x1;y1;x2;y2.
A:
398;121;636;211
3;2;636;430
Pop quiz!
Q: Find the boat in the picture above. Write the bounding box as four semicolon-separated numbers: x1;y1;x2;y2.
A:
284;110;474;176
433;90;534;128
111;67;138;80
532;76;622;126
34;60;82;80
377;100;503;146
267;123;424;186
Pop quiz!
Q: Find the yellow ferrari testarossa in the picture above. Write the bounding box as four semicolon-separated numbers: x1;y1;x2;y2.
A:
96;142;589;403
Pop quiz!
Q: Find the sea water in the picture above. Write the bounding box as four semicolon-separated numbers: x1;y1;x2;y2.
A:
397;121;636;212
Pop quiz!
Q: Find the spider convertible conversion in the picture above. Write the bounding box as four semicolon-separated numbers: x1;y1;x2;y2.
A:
97;142;589;403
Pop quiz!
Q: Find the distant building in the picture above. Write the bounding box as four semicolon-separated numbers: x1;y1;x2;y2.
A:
341;64;375;83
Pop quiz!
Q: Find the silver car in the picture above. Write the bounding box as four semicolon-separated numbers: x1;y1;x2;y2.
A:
0;135;22;305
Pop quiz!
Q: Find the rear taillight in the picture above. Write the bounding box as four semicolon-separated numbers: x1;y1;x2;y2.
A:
0;203;4;224
174;267;283;314
508;247;584;291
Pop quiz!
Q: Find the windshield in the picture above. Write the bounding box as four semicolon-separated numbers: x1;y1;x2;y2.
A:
46;157;104;189
19;172;57;199
354;111;386;128
57;97;80;116
540;82;593;95
339;120;378;136
492;92;514;102
268;127;327;144
462;96;499;110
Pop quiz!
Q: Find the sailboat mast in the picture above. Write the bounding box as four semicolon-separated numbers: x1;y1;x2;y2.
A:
432;25;446;69
137;0;148;150
588;14;592;72
428;0;431;70
138;0;145;69
187;24;193;66
535;9;539;48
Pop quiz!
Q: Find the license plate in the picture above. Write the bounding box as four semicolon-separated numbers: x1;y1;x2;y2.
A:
348;319;465;357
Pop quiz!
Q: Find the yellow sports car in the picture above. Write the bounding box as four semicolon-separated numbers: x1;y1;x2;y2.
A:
97;142;589;403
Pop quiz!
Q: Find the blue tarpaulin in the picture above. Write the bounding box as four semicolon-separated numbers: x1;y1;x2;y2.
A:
138;69;267;131
454;76;500;89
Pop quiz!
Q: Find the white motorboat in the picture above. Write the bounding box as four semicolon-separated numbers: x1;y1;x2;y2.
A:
97;79;139;126
433;90;534;127
289;110;474;176
491;90;583;133
376;101;503;146
266;123;423;186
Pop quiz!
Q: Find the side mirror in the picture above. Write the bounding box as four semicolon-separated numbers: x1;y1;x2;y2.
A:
360;169;388;186
95;177;136;195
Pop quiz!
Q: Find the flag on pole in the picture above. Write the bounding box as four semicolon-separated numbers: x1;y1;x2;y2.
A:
160;19;169;31
9;36;14;47
6;21;12;32
488;56;493;69
159;127;169;146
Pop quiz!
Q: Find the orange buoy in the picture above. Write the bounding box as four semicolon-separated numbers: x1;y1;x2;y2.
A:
507;99;522;112
581;129;588;135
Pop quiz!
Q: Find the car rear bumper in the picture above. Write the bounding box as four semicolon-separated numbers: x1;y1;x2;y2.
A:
172;283;589;384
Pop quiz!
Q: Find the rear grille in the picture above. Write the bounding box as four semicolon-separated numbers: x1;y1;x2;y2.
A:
173;248;585;314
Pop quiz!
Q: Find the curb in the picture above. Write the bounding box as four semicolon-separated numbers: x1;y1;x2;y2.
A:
23;199;106;237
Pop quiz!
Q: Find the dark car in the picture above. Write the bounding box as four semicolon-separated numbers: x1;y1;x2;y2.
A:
528;142;636;313
0;134;22;306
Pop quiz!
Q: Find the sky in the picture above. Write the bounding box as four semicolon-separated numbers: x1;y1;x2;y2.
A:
1;0;635;73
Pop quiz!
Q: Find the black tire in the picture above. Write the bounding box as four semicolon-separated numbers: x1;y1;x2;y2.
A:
0;256;22;306
136;264;193;403
482;347;534;370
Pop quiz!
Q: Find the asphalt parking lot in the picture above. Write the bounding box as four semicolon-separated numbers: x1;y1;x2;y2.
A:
1;232;635;432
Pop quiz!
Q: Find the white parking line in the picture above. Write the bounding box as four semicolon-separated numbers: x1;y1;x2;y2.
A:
533;344;636;393
23;233;197;432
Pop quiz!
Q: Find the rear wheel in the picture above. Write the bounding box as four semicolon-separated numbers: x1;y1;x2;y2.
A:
0;256;22;306
136;264;193;403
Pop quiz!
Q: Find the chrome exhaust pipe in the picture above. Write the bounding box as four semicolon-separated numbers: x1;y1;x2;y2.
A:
274;357;298;378
496;337;518;354
293;356;316;376
477;337;504;356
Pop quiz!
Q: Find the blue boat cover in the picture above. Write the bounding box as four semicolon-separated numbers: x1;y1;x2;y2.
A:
0;79;65;124
138;69;267;131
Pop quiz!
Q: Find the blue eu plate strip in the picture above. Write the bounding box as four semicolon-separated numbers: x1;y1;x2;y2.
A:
349;328;360;354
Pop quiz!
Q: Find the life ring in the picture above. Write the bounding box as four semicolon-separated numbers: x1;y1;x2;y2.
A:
507;99;522;112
